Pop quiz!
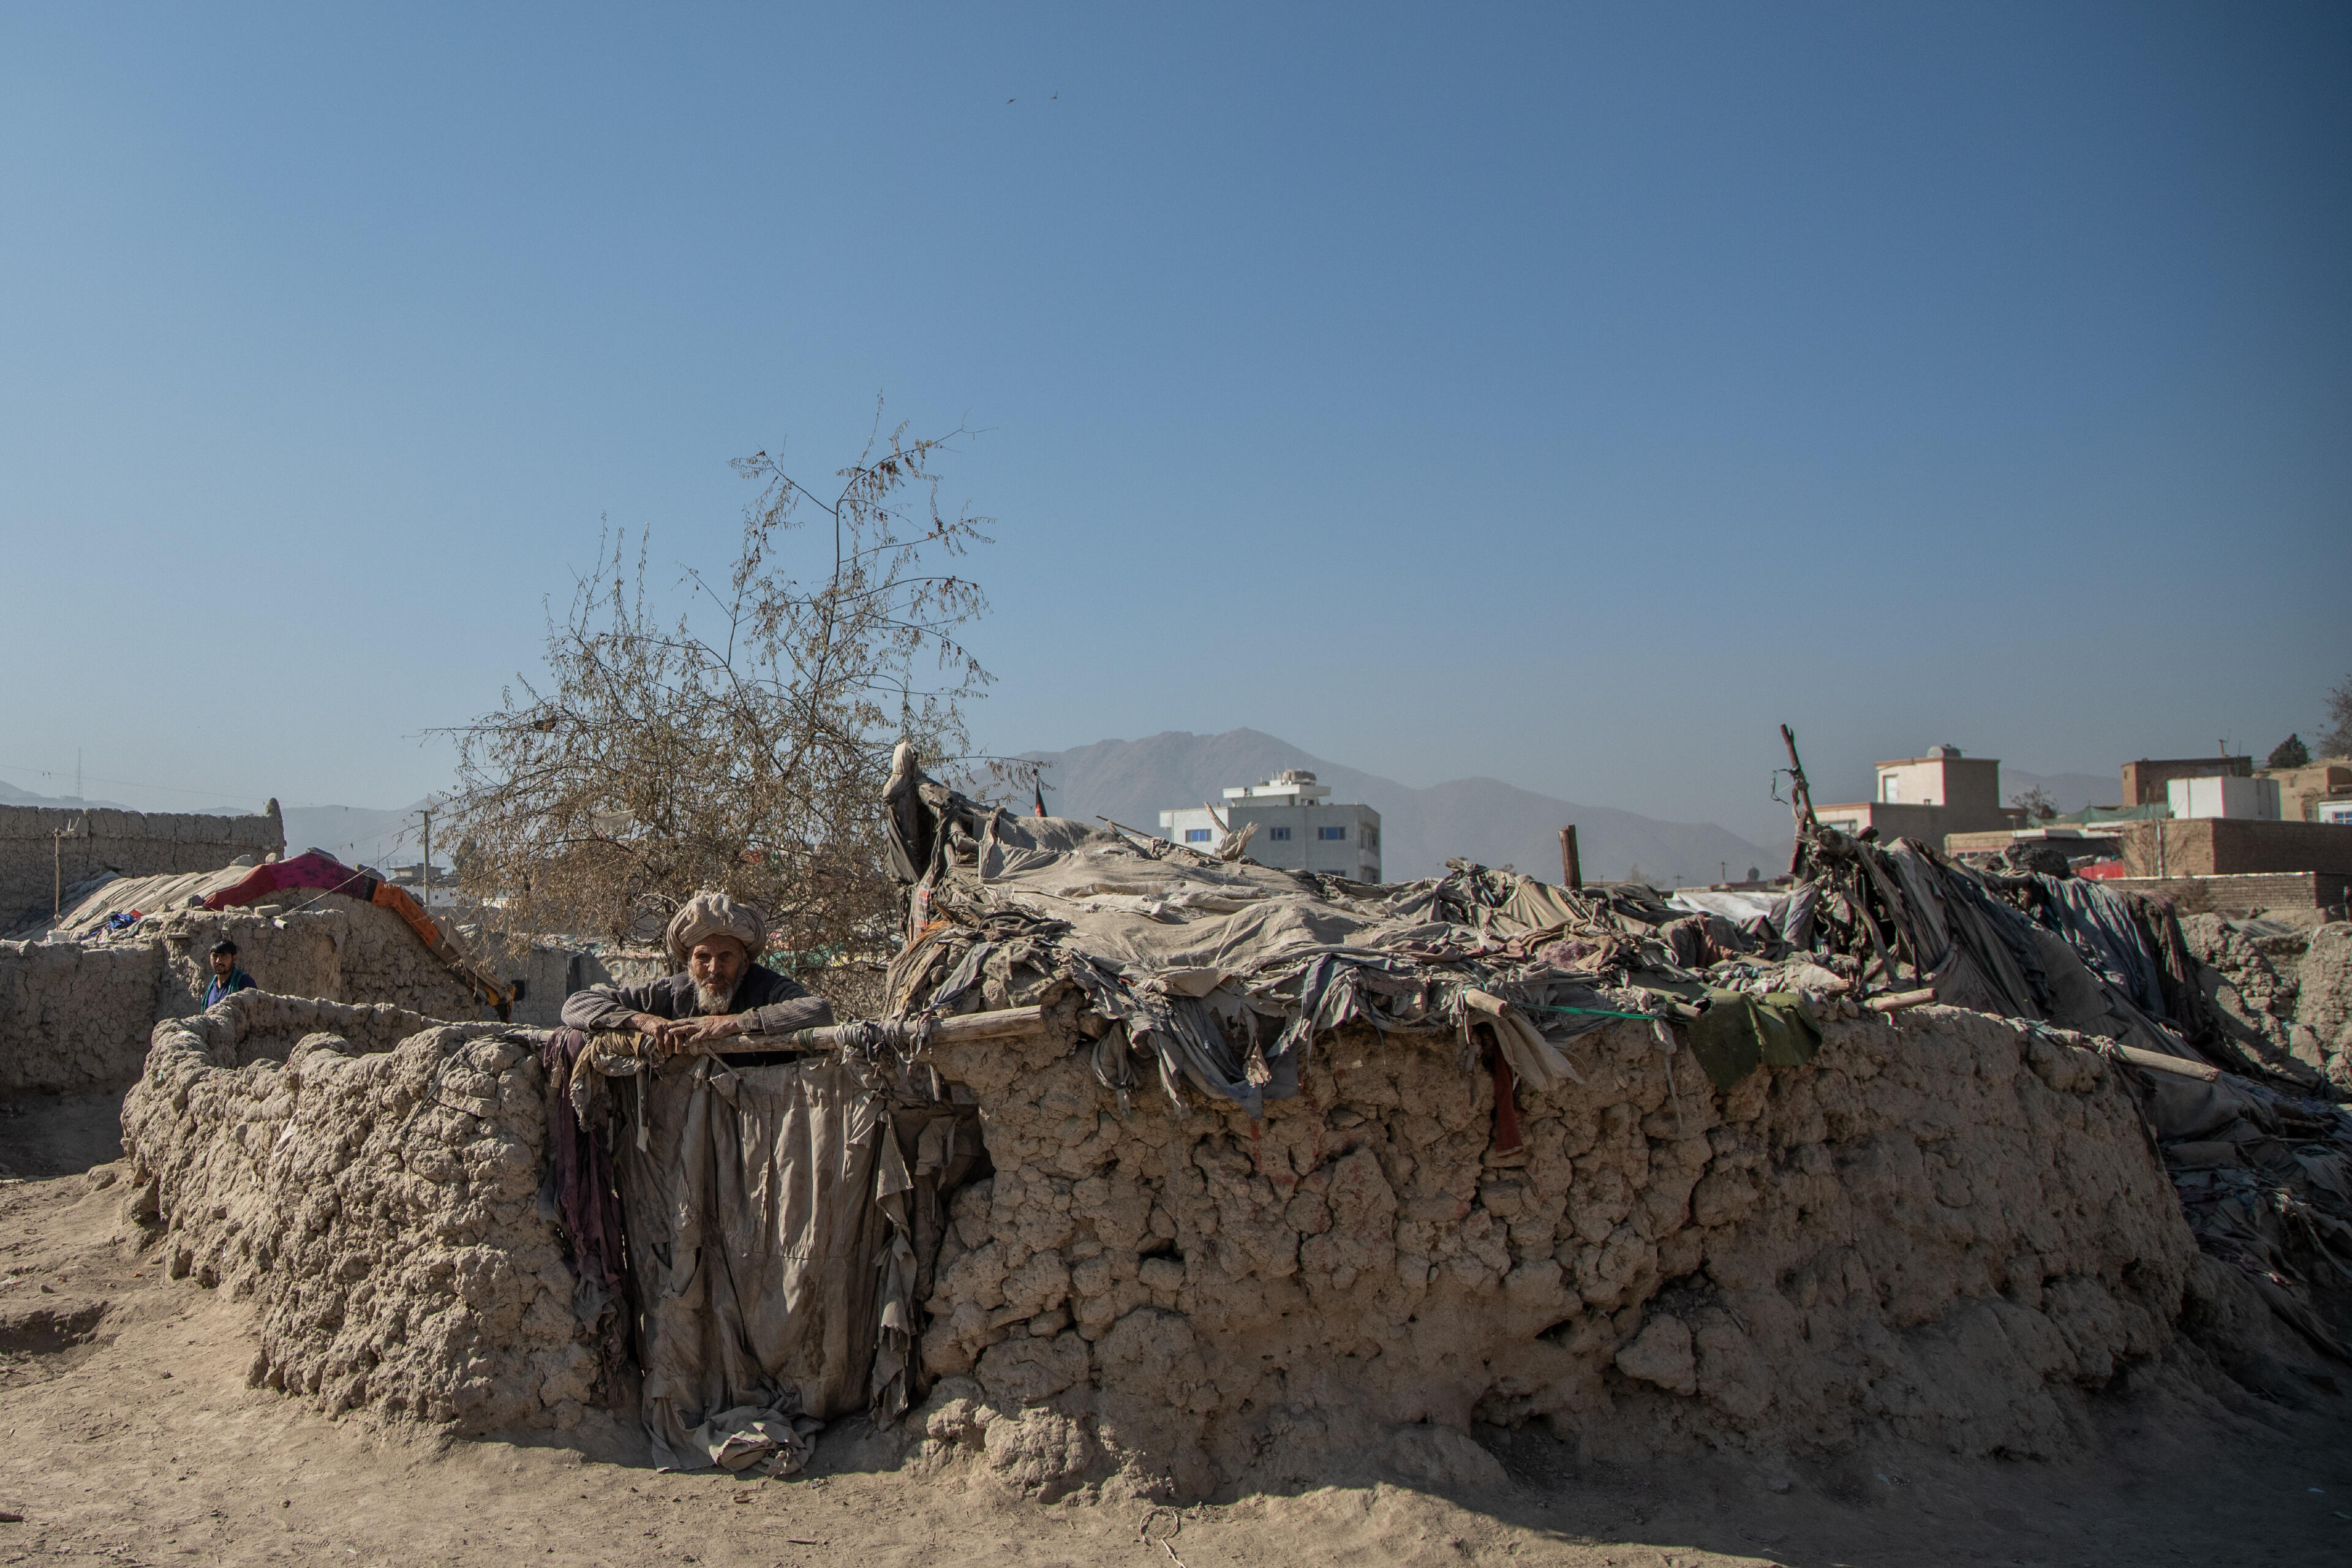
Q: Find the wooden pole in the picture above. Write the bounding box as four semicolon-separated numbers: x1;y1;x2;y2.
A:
1780;724;1821;876
709;1003;1048;1056
1559;826;1582;891
2114;1042;2219;1082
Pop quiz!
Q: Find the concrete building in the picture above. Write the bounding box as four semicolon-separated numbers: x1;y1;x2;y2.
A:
1813;746;2016;843
2259;758;2352;823
2121;755;2252;808
2166;775;2281;821
1159;770;1382;881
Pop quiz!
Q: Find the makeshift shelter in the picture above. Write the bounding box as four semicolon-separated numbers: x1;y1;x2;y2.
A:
117;767;2351;1498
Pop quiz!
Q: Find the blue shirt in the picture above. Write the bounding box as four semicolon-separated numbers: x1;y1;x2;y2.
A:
203;967;257;1007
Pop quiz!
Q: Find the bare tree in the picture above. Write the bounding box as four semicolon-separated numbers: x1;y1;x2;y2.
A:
441;415;993;964
2010;785;2059;821
2323;674;2352;760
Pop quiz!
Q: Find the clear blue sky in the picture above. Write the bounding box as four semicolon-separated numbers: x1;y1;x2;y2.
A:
4;2;2345;844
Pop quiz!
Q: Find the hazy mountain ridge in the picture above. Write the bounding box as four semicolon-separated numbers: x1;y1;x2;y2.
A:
0;778;134;811
1016;728;1782;884
1;778;430;869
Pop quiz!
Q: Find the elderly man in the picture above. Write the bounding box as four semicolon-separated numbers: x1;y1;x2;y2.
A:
560;891;832;1052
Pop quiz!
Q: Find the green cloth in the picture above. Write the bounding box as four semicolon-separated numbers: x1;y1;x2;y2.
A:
1686;989;1823;1093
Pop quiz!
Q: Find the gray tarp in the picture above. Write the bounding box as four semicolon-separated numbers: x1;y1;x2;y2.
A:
618;1056;907;1471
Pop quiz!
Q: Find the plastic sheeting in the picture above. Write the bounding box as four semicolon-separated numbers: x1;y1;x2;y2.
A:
619;1057;903;1470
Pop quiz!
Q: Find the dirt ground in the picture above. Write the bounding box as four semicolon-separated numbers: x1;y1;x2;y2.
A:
2;1091;2348;1568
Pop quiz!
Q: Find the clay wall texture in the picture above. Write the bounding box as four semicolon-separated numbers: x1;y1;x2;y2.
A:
120;993;597;1432
902;1004;2192;1496
2181;914;2352;1091
0;941;163;1096
0;804;283;929
121;992;2194;1494
1;895;486;1099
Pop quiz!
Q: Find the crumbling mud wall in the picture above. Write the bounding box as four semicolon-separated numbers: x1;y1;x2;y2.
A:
0;802;282;929
905;1003;2194;1499
2180;914;2352;1092
0;897;486;1099
115;993;2198;1499
119;992;600;1433
0;941;162;1096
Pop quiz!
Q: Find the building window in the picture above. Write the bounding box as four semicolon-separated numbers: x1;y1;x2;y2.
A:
1318;826;1347;841
1880;775;1899;802
1267;826;1291;841
1184;829;1212;843
1365;827;1379;847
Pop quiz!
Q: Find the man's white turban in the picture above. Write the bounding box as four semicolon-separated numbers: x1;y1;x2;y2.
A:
665;891;768;971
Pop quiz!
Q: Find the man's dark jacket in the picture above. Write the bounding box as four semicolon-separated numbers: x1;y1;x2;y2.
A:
558;965;834;1036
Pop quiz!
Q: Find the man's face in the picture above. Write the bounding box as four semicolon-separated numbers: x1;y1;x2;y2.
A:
210;952;234;978
688;935;747;997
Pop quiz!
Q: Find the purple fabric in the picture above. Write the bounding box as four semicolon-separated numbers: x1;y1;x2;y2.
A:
200;850;377;911
542;1028;628;1291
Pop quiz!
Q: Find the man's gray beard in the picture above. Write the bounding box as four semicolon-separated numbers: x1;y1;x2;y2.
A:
693;979;738;1014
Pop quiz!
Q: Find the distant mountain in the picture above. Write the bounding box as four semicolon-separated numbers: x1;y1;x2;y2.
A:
1014;729;1782;885
279;801;435;869
0;777;133;810
1;775;438;867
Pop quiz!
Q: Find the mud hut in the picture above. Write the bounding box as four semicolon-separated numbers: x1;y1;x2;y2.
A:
113;778;2352;1500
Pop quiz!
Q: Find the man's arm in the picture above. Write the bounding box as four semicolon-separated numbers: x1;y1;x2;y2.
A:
668;970;835;1042
559;978;674;1033
744;992;834;1036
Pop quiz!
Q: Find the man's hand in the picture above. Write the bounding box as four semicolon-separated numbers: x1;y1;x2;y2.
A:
628;1012;671;1039
672;1014;747;1048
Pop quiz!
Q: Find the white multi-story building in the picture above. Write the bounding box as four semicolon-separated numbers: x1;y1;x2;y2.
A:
1158;771;1382;882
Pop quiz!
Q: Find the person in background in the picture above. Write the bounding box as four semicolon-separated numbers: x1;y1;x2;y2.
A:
205;940;257;1006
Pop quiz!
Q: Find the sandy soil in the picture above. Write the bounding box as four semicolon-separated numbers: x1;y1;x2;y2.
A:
2;1094;2347;1568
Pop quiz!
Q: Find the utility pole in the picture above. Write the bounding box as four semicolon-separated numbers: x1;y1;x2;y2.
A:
420;809;432;908
53;827;63;917
1559;826;1582;891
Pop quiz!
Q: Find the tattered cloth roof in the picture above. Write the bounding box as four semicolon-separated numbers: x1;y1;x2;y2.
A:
883;798;1845;1124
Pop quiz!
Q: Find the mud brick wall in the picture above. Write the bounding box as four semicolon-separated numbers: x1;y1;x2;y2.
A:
0;940;164;1096
907;1003;2194;1499
2184;915;2352;1091
0;804;282;929
113;992;2197;1497
0;898;486;1100
119;993;599;1433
